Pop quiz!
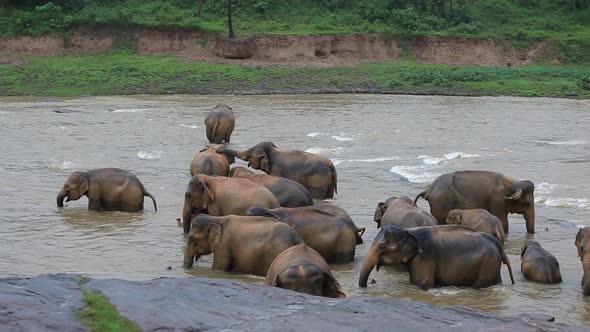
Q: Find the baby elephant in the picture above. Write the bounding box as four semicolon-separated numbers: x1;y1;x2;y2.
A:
265;244;345;298
204;104;235;144
520;241;562;284
446;209;505;244
56;168;157;212
575;227;590;295
374;196;437;229
190;144;235;176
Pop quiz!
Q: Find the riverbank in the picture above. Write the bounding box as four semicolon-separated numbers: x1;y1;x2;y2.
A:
1;53;589;98
1;274;584;331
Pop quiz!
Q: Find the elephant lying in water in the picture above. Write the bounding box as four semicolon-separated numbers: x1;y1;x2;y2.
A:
373;196;436;229
217;142;337;199
204;104;235;144
56;168;157;212
190;144;235;176
265;244;346;298
521;241;562;284
182;174;279;234
414;170;535;234
446;209;505;244
229;167;313;207
183;214;302;276
359;225;514;290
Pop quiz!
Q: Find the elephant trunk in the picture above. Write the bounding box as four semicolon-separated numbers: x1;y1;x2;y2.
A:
217;146;248;160
524;207;535;234
582;255;590;295
183;249;195;268
182;200;192;234
359;245;380;287
56;187;67;208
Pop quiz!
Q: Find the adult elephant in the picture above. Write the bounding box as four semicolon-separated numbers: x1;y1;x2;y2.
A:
575;227;590;295
265;244;346;298
217;142;337;200
182;174;279;234
183;214;302;276
229;167;313;207
359;225;514;290
246;205;364;263
414;171;535;234
373;196;437;229
204;104;235;144
190;144;235;177
56;168;157;212
446;209;505;244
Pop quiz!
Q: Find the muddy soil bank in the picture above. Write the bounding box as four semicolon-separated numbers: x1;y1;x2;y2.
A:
0;274;585;331
0;25;562;67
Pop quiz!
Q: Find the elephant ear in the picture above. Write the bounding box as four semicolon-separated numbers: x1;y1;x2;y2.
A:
201;183;215;210
323;272;346;298
373;202;386;228
259;152;270;173
79;173;89;196
208;222;223;248
505;183;523;200
400;232;421;263
576;228;585;258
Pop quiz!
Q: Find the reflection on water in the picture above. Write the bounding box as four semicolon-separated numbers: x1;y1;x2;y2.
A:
0;95;589;325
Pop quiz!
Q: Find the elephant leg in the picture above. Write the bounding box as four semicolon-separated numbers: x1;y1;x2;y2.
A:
211;248;232;271
225;133;231;143
87;198;101;211
409;261;435;290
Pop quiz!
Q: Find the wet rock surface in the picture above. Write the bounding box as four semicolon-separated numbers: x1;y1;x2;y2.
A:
0;274;586;331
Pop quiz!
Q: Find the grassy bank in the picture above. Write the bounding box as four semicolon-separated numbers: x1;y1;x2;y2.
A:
1;53;589;97
79;291;141;332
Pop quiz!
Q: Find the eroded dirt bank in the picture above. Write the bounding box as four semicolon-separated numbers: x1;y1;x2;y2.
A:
0;25;561;67
0;274;585;331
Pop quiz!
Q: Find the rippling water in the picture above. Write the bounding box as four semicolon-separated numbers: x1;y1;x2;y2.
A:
1;95;589;325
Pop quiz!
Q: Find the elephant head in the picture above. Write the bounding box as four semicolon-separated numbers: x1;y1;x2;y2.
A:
57;171;89;207
272;264;345;298
445;209;463;225
229;166;254;177
359;225;422;287
183;215;222;268
182;175;215;234
217;142;276;173
373;202;388;229
504;180;535;233
576;227;590;295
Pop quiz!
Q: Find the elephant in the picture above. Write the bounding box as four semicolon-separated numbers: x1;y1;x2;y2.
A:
229;167;313;207
414;170;535;234
182;174;279;234
217;142;337;199
183;214;302;276
204;104;235;144
446;209;505;244
373;196;437;229
190;144;235;176
56;168;157;212
246;205;365;263
520;241;562;284
265;244;346;298
575;227;590;295
359;224;515;290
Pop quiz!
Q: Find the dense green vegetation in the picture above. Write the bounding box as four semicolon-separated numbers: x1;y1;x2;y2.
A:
78;291;141;332
1;53;588;97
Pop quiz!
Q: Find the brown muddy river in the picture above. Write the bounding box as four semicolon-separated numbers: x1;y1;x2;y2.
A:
1;95;590;325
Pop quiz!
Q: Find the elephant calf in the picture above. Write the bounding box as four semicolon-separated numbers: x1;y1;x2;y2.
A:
266;244;345;298
373;196;437;229
575;227;590;295
190;144;235;176
183;214;302;276
446;209;505;244
230;167;313;207
359;225;514;290
246;205;365;263
204;104;235;144
521;241;562;284
57;168;157;212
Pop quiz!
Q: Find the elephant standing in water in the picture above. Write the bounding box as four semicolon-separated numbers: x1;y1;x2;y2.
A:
204;104;235;144
181;174;279;233
56;168;157;212
521;241;562;284
359;225;514;290
265;244;346;298
229;167;313;207
217;142;337;200
575;227;590;295
190;144;235;176
414;171;535;233
446;209;505;244
183;214;302;276
373;196;437;229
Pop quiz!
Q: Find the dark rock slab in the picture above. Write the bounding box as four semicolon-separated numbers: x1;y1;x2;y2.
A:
85;277;585;332
0;274;87;332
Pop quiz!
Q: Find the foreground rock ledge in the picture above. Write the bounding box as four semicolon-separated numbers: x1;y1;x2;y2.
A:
0;274;584;331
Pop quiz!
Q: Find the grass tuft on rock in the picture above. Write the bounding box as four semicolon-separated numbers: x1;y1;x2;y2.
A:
79;291;141;332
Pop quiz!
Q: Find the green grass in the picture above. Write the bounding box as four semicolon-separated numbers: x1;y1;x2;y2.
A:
1;53;589;98
78;291;141;332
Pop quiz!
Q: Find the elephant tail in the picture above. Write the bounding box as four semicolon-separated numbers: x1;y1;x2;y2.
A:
501;247;515;284
355;227;366;245
144;191;158;211
413;189;428;205
210;120;221;144
330;164;338;195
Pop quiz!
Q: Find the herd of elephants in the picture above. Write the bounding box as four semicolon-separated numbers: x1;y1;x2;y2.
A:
55;104;590;299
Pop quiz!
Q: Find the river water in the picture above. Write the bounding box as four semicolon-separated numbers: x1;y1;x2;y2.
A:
1;95;589;325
